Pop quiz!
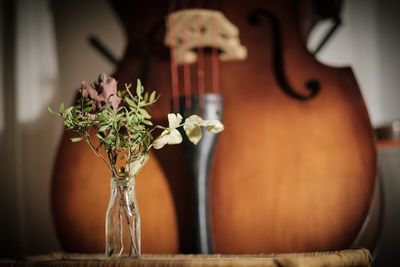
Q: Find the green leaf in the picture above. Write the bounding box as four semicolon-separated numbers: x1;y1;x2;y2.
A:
150;91;156;103
105;106;116;116
97;121;108;126
59;102;64;113
127;116;133;126
124;96;136;108
95;133;104;139
70;137;83;142
125;109;130;121
48;107;59;115
99;125;108;132
136;79;143;97
64;106;73;115
83;106;93;113
141;119;153;126
115;134;120;149
125;83;132;90
139;108;151;119
102;109;110;118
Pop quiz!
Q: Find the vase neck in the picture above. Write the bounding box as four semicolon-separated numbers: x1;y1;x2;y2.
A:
111;176;135;187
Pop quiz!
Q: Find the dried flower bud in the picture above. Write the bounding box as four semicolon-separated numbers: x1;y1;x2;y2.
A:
81;73;121;111
99;72;108;83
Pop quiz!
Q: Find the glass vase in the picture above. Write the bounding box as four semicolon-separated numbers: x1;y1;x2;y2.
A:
105;176;141;258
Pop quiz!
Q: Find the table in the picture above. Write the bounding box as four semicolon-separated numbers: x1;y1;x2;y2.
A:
0;248;371;267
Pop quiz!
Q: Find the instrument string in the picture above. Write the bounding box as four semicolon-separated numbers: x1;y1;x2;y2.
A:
211;15;220;95
197;14;205;106
182;13;192;108
168;1;179;111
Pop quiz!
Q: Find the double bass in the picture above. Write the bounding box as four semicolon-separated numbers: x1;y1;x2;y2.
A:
52;0;378;254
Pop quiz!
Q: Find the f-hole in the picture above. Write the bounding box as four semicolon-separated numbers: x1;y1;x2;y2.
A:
248;8;320;101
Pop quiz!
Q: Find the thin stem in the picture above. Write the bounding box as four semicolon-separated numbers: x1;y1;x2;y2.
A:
149;125;167;133
137;98;159;108
108;151;118;177
118;185;137;256
127;129;132;176
126;86;135;102
131;143;140;156
118;196;124;256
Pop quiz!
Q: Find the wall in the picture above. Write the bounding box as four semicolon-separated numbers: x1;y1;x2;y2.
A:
0;0;125;256
309;0;400;127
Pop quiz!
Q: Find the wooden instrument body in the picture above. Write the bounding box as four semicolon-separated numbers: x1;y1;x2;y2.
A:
52;0;377;254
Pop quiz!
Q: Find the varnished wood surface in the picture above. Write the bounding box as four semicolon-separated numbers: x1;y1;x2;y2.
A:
52;0;377;254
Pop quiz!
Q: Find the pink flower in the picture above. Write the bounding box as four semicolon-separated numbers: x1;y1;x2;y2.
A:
80;73;121;111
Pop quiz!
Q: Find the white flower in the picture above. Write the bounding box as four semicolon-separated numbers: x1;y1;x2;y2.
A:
153;113;224;148
128;153;149;177
183;115;204;145
202;119;224;133
183;115;225;145
152;113;183;149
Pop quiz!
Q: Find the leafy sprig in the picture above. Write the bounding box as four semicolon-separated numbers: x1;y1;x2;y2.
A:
49;74;224;178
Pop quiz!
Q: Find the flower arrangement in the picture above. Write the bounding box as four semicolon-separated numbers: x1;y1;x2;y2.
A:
49;73;223;257
49;73;224;178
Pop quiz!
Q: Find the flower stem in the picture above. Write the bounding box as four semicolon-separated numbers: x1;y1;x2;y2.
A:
118;185;137;256
118;197;124;257
85;134;115;176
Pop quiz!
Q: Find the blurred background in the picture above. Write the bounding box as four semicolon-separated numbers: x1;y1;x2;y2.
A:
0;0;400;265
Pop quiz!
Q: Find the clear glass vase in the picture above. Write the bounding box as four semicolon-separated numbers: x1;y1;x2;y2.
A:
105;176;141;258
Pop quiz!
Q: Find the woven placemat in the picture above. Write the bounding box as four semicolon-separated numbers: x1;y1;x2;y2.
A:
0;248;371;267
